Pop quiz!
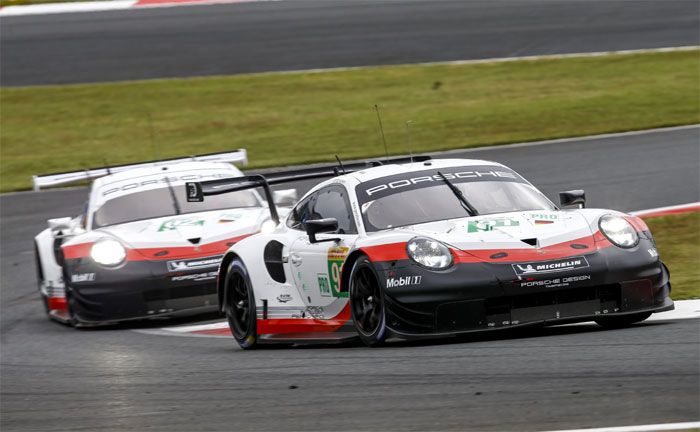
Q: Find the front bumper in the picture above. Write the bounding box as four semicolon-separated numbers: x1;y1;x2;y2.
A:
64;256;221;325
374;239;672;337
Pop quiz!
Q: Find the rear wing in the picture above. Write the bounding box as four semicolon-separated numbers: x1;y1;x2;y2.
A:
185;155;431;224
32;149;248;191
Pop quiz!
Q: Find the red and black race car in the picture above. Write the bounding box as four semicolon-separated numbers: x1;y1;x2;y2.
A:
185;156;673;348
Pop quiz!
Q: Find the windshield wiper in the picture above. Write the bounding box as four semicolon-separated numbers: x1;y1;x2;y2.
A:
164;175;182;215
437;171;478;216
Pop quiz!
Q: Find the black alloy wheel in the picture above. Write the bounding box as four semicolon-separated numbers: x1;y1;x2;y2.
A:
224;259;258;349
349;256;387;347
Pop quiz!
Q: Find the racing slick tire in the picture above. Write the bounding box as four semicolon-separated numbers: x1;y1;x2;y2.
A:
349;256;387;347
224;258;258;350
594;311;652;328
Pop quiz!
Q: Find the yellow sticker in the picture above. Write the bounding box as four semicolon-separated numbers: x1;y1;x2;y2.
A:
327;246;349;297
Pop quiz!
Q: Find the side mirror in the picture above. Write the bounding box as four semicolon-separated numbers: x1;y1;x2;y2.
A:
273;189;298;207
559;190;586;208
48;217;73;231
305;218;339;243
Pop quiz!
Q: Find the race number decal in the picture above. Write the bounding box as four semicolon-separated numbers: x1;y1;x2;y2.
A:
327;246;349;298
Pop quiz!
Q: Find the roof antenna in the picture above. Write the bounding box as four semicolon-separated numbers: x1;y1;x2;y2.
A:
405;120;414;163
374;104;389;160
335;155;346;174
103;159;112;175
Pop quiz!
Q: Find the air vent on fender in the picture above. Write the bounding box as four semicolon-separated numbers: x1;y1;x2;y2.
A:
521;238;538;247
188;238;201;245
264;241;286;283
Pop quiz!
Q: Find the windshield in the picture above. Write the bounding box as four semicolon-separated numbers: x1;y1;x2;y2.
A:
92;186;261;228
356;166;555;232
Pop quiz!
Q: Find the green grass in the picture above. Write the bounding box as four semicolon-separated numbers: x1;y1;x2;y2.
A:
646;212;700;300
0;0;93;7
1;50;699;192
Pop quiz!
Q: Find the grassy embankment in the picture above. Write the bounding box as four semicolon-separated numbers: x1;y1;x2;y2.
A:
0;0;93;7
2;49;698;192
645;212;699;300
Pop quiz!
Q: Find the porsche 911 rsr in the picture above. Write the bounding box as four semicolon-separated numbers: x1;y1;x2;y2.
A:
186;156;673;348
33;150;296;326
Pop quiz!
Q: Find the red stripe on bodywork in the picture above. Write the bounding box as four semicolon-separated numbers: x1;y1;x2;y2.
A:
361;243;409;261
454;235;604;263
47;297;67;311
62;242;93;260
62;233;251;261
126;234;251;260
363;233;617;264
625;215;650;233
257;303;352;335
192;303;353;336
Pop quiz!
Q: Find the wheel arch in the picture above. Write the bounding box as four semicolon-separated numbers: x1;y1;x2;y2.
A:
340;249;369;295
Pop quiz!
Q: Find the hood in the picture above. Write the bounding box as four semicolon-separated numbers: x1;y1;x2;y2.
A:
395;210;595;257
97;207;268;250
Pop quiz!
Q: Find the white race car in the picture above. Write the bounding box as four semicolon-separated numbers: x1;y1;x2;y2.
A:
186;156;672;348
34;150;295;326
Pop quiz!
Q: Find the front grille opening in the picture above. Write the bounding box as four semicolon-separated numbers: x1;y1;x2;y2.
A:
486;284;621;316
144;284;217;301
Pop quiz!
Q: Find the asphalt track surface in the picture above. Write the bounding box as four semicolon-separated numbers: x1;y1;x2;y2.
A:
2;0;700;86
1;126;699;431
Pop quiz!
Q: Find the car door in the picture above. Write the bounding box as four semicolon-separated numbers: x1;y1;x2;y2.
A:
288;184;358;308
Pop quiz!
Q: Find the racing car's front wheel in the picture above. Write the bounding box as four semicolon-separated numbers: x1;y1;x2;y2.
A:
349;256;387;347
594;311;652;329
224;259;258;350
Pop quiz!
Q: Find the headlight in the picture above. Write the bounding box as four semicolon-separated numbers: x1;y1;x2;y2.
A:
90;238;126;266
260;219;277;234
599;215;639;248
406;237;453;270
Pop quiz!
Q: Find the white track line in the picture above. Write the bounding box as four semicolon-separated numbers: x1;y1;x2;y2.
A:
0;0;271;15
643;300;700;322
267;46;699;77
0;0;136;15
631;202;700;218
434;124;700;155
539;421;700;432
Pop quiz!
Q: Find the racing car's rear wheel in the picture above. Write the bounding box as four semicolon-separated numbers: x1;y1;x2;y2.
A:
594;311;652;328
349;256;387;347
224;259;258;350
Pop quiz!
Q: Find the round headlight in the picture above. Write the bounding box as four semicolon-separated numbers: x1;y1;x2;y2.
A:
90;238;126;266
406;237;453;270
599;215;639;248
